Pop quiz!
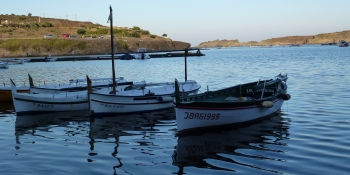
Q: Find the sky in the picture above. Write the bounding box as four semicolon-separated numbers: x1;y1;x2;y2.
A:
2;0;350;46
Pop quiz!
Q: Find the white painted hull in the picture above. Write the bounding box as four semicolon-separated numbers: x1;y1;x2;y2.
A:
134;53;150;59
45;57;57;62
12;92;89;115
89;80;200;115
175;99;284;133
89;93;173;115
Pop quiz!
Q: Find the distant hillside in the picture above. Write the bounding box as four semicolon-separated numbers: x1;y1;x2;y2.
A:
0;14;191;57
197;30;350;47
0;14;169;40
0;14;99;38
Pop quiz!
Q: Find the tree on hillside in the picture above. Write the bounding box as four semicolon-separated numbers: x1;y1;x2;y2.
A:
42;22;52;27
142;30;150;35
77;28;86;36
28;13;32;17
131;31;141;38
162;33;167;37
132;26;140;31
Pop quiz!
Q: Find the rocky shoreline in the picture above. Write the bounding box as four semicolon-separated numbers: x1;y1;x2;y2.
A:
0;38;191;58
197;30;350;48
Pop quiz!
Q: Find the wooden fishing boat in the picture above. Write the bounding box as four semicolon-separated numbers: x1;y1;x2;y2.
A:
174;74;291;135
88;76;201;116
0;73;131;102
88;7;201;116
134;48;151;59
10;74;200;115
11;79;89;115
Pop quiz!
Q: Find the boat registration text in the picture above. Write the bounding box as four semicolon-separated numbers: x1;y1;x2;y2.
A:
99;103;124;108
184;112;220;120
32;103;54;108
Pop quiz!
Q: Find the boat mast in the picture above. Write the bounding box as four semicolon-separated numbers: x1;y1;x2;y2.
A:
184;48;188;82
109;5;117;94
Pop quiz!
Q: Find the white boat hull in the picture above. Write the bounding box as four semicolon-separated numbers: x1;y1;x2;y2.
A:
89;93;173;115
12;92;89;115
88;79;200;115
175;98;284;133
134;53;150;59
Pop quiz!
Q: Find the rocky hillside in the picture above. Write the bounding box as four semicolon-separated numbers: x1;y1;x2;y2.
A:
0;38;190;58
0;14;190;57
197;30;350;47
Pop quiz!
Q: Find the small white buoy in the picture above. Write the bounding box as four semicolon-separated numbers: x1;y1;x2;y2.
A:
262;101;273;108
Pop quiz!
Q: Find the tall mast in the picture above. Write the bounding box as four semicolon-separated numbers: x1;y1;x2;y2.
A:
184;48;188;82
109;6;117;94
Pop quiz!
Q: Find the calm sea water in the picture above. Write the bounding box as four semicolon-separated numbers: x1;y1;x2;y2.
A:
1;45;350;175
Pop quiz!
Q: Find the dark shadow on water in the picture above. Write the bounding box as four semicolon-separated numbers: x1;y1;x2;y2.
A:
172;112;291;174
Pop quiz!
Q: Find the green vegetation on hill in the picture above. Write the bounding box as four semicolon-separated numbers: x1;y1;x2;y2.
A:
0;39;86;54
0;14;166;39
0;13;189;57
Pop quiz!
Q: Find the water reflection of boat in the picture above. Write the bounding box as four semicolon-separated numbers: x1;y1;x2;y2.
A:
15;110;91;142
88;107;176;171
15;110;90;128
172;113;290;174
89;108;176;140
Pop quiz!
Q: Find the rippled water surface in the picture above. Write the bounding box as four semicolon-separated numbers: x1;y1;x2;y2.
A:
1;45;350;175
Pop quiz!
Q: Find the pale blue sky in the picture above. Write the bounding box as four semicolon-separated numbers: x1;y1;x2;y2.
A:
2;0;350;46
